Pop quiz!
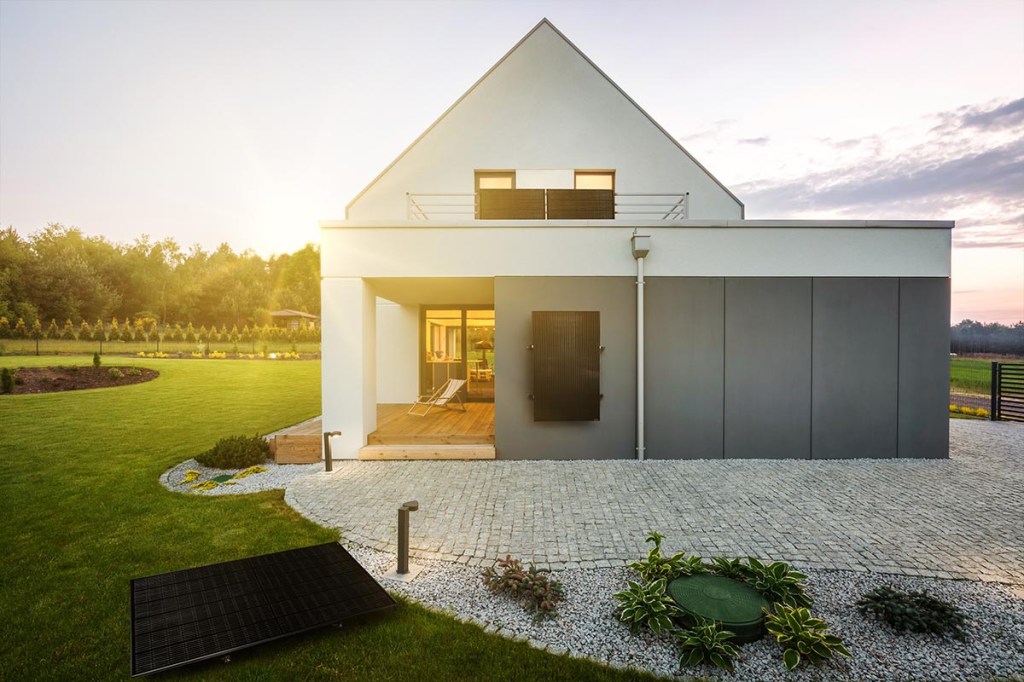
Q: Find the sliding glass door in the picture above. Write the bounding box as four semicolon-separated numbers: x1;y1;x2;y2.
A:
422;306;495;402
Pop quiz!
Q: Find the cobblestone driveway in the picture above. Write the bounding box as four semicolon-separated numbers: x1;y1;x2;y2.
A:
285;420;1023;584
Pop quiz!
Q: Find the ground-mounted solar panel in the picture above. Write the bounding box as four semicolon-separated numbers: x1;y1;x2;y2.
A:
130;543;394;677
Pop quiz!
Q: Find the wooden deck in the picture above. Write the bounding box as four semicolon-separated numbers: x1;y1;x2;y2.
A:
268;403;496;461
368;403;495;445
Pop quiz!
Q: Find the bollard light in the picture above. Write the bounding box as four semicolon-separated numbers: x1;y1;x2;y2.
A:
323;431;341;472
397;501;419;574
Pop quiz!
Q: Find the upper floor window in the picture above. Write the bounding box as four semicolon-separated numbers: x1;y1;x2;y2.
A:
475;171;515;190
575;170;614;190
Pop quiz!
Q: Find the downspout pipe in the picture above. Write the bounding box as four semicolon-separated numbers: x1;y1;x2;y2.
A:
631;232;651;461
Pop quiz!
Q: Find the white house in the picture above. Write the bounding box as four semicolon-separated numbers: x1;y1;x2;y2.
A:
320;19;951;461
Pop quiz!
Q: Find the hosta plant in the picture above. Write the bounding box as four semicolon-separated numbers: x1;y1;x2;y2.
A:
856;585;966;640
481;555;563;619
613;577;681;635
709;556;749;580
764;605;851;669
744;557;812;608
628;531;705;583
673;619;741;673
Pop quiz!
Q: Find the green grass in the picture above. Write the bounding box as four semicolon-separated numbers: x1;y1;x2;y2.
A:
0;356;657;681
0;338;321;356
950;357;992;394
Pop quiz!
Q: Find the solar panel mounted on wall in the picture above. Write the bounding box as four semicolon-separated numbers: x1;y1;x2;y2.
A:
532;311;601;421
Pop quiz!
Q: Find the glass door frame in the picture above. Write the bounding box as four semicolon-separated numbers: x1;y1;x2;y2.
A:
419;304;494;403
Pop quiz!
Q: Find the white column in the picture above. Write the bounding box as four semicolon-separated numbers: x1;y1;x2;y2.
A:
376;300;420;403
322;277;377;459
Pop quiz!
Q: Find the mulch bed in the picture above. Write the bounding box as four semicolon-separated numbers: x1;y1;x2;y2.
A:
1;366;159;394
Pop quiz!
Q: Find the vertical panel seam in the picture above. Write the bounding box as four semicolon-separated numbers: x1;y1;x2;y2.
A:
721;278;727;459
809;278;815;460
896;278;901;458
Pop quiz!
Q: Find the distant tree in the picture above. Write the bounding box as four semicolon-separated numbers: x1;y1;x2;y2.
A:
0;316;9;339
79;319;92;340
45;319;59;339
14;318;27;338
61;319;76;340
30;319;43;355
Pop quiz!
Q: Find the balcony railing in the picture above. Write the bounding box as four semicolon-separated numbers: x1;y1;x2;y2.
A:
406;190;689;221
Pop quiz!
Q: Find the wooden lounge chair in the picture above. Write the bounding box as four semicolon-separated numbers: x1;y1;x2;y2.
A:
408;378;467;416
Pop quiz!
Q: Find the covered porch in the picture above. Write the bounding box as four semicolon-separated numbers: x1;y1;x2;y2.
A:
270;403;495;462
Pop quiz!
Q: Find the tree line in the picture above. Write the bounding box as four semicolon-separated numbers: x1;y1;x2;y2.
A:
0;224;319;330
950;319;1024;356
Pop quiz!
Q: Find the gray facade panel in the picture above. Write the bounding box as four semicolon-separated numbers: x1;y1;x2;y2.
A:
811;278;899;459
494;277;636;460
898;278;951;458
645;278;725;459
724;278;812;459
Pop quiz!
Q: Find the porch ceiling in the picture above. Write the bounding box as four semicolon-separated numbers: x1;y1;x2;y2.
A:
367;277;494;305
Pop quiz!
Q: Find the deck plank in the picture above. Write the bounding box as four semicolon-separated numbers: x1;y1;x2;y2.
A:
269;403;495;447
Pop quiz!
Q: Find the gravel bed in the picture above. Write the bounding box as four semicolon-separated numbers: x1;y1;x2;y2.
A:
156;462;1024;679
159;458;320;495
344;543;1024;681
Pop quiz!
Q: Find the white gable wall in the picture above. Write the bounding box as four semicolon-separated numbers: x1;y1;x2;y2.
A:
348;22;742;221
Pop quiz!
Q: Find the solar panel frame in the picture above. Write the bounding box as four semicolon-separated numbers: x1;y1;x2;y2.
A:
130;543;394;677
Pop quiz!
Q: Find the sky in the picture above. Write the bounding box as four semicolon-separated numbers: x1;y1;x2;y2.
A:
1;0;1022;323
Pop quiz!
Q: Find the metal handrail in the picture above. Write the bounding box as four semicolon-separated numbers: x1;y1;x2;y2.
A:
406;191;688;220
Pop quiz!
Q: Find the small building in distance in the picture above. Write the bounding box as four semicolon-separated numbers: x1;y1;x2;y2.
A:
269;309;319;331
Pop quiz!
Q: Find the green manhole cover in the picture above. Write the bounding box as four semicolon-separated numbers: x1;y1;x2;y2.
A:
668;575;768;643
210;474;234;483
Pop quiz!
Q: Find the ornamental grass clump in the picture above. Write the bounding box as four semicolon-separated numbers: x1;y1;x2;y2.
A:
195;434;270;469
481;555;563;620
856;585;967;640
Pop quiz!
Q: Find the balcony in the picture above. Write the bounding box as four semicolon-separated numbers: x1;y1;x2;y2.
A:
406;189;688;221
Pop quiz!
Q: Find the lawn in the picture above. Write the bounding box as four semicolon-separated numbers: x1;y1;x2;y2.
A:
950;357;993;394
0;356;653;681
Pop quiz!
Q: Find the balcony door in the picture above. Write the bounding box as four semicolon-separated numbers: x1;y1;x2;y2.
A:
422;306;495;403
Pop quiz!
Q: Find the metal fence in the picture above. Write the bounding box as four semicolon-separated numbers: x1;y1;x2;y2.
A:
949;357;992;412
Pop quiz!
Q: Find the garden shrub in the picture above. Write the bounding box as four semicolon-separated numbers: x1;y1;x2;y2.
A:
856;585;966;640
628;531;706;583
107;367;124;379
93;352;101;368
764;604;851;669
674;619;741;673
124;367;142;377
742;557;812;608
481;555;563;619
613;577;681;635
195;434;270;469
1;367;15;394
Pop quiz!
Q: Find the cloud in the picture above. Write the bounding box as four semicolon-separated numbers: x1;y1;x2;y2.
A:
960;98;1024;130
738;136;770;146
735;98;1024;248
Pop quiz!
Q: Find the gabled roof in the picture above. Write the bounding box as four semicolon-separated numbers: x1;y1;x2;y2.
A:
346;18;743;218
270;309;318;319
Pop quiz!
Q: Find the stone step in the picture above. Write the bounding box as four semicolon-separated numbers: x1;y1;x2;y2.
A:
358;444;496;461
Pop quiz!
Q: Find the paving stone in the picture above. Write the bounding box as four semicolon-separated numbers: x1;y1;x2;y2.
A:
286;420;1024;584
